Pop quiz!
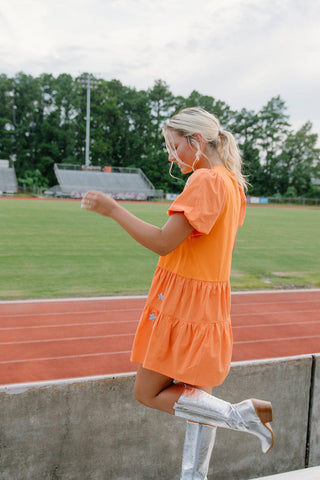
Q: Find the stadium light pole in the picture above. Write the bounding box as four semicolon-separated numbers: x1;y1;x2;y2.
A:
80;73;98;168
11;103;17;167
85;76;91;167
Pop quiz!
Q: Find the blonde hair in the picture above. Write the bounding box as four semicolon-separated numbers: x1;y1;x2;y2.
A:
162;107;247;192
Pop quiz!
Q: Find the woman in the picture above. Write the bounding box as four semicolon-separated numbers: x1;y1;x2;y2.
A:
82;107;274;479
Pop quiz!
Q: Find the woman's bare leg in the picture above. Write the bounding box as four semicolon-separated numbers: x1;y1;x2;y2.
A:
134;366;216;479
134;365;212;414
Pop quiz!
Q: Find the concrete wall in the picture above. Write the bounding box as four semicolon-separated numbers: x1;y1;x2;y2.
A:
309;354;320;467
0;354;319;480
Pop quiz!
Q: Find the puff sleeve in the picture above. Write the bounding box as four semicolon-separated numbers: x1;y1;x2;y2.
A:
168;169;226;235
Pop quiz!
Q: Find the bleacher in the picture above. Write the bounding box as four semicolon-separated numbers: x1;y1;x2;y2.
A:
0;160;18;194
52;164;163;200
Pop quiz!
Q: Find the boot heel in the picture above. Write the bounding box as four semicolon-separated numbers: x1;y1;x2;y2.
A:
252;399;273;424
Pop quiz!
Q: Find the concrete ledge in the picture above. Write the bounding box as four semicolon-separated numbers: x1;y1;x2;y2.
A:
252;466;320;479
0;354;319;480
309;354;320;466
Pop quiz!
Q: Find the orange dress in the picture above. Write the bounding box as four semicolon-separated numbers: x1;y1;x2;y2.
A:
130;166;246;387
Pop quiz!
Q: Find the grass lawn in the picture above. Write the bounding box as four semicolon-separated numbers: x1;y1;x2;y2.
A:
0;199;319;299
231;206;320;289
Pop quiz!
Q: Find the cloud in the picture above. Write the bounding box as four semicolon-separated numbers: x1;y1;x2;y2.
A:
0;0;319;135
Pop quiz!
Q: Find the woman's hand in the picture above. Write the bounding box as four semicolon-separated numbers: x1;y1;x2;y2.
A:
81;191;118;217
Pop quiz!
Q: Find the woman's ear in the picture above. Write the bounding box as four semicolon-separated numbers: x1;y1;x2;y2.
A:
191;133;204;151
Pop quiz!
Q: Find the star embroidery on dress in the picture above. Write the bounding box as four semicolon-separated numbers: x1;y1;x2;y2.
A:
158;293;164;301
149;313;157;322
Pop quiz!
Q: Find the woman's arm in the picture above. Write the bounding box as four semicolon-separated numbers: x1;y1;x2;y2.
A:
81;190;194;256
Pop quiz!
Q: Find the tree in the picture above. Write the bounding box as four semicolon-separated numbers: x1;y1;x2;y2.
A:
0;74;15;162
148;80;176;141
277;122;320;196
11;72;42;178
257;96;290;195
175;90;235;128
230;108;263;195
1;73;319;198
146;80;179;191
18;169;48;193
89;78;123;166
105;80;152;169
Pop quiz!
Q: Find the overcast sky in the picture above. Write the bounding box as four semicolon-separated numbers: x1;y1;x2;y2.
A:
1;0;320;136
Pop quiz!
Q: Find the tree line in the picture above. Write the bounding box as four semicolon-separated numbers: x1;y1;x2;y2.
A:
0;72;319;196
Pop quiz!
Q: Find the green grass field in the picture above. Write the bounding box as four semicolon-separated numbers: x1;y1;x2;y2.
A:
1;198;319;299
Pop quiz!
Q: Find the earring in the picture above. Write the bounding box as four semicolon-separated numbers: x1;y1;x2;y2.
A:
192;151;201;171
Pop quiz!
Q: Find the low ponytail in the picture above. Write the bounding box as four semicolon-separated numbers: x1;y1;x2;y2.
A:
218;130;248;192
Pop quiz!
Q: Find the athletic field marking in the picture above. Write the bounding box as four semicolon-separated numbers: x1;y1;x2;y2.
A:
3;315;320;344
1;317;319;333
5;307;318;318
0;308;143;318
234;334;320;344
232;319;320;328
2;334;320;365
0;350;132;364
0;332;135;345
232;300;320;306
1;298;320;316
0;295;147;305
232;309;319;316
0;288;319;305
1;303;319;320
0;319;139;330
1;327;317;346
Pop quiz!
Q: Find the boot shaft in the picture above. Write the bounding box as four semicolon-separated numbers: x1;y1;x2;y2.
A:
180;421;216;480
174;385;274;454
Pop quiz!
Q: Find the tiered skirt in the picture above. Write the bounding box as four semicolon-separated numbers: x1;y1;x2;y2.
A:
131;266;233;387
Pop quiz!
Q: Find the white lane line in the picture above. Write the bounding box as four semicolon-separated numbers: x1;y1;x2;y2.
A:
1;311;319;332
1;299;320;318
2;334;320;365
1;305;319;323
232;309;320;316
232;300;320;307
234;334;320;344
232;319;320;329
0;332;135;345
0;308;143;318
1;329;318;347
0;350;132;364
1;317;319;334
0;296;147;304
1;299;319;321
1;288;319;305
0;319;139;330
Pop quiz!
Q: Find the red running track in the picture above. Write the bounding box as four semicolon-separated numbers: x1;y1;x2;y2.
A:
0;289;320;385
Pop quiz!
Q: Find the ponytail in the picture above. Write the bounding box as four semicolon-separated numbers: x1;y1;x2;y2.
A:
218;130;248;192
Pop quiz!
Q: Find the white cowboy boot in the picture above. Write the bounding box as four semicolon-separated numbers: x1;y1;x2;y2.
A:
174;386;274;454
180;421;216;480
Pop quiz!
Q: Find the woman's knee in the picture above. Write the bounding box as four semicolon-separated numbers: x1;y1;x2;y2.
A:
134;381;145;405
134;367;174;408
134;381;154;408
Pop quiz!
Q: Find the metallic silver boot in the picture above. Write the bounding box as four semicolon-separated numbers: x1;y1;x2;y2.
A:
174;386;274;454
180;422;216;480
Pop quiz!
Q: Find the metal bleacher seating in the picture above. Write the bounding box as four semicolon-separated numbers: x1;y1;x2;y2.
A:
0;160;18;194
52;164;163;200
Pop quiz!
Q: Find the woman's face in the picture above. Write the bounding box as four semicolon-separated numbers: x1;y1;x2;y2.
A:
166;130;196;174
